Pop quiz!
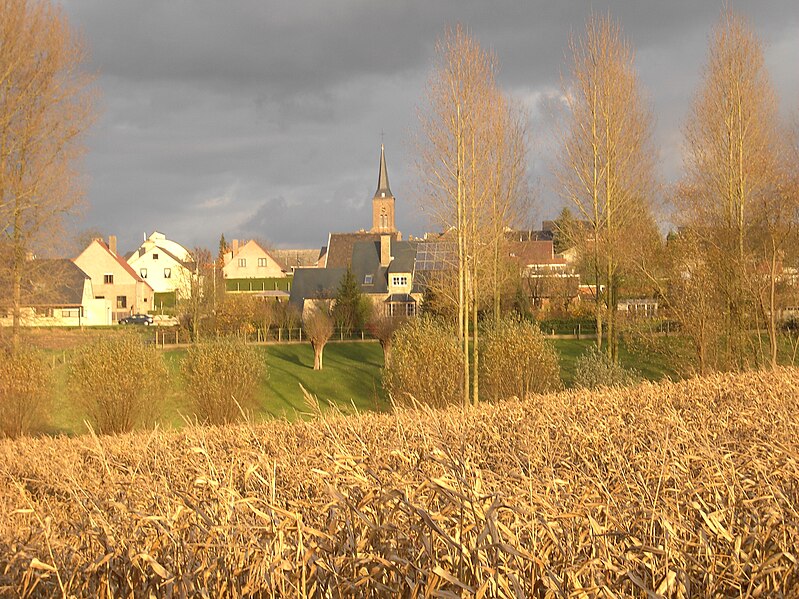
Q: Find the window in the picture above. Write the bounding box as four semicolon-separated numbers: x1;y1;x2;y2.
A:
62;309;79;318
363;274;373;285
140;268;148;279
116;295;127;309
391;275;408;287
103;273;114;284
257;258;267;267
239;258;247;267
163;268;171;279
152;253;159;260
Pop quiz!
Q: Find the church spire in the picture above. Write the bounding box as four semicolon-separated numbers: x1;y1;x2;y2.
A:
374;143;392;198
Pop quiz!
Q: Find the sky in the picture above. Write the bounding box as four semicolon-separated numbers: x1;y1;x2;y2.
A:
60;0;799;255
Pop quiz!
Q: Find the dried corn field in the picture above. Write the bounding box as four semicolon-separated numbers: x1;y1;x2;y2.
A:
1;370;798;597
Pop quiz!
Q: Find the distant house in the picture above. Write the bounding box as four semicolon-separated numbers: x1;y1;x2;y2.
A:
74;236;154;322
127;231;195;305
222;239;291;299
509;239;580;310
290;235;423;318
0;259;110;327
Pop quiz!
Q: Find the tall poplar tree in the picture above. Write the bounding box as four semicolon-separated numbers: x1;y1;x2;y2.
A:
555;14;657;362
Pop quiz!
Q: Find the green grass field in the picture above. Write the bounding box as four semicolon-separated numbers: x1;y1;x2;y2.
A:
44;338;674;436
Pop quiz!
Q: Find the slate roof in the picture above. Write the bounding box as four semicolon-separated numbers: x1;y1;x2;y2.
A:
288;267;346;309
350;239;421;295
289;238;421;308
21;259;89;306
374;144;392;198
324;232;399;269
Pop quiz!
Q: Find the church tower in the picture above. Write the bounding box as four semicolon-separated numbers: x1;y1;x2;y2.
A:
371;144;396;233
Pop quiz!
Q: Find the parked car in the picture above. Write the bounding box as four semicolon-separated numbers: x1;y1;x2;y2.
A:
119;313;154;326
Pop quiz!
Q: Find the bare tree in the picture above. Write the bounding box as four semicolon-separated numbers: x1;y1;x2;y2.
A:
366;313;405;369
178;247;215;341
555;14;657;363
0;0;95;354
304;303;333;371
678;9;786;370
417;25;527;406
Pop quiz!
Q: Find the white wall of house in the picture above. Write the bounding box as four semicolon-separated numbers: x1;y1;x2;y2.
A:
128;246;192;296
387;272;413;295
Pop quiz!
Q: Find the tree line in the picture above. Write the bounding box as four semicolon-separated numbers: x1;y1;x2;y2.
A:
416;11;799;408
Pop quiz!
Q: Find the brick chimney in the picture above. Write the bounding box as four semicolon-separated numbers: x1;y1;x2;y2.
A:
108;235;117;256
380;234;392;267
232;239;239;253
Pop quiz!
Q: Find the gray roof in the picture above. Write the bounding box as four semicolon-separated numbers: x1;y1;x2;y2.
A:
21;259;89;306
350;239;420;294
374;144;392;198
288;267;346;308
288;238;422;307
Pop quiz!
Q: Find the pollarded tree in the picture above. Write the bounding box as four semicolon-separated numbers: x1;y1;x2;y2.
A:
366;313;405;369
0;0;95;354
555;14;658;363
304;303;334;370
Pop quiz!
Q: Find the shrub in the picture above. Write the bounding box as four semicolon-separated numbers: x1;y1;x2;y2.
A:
0;350;51;438
383;316;462;408
573;345;641;389
480;316;562;401
69;333;167;434
182;338;265;424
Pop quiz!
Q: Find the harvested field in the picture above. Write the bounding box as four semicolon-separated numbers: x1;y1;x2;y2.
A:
1;370;798;597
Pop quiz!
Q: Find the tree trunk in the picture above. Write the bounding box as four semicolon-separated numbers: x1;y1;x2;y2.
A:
381;340;392;369
313;343;324;370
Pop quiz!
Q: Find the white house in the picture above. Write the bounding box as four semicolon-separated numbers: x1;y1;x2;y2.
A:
127;231;194;300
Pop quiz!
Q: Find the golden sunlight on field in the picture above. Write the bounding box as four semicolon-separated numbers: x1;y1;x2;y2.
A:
1;370;798;596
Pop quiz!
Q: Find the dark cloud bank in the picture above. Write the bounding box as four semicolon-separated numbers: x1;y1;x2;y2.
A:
61;0;799;254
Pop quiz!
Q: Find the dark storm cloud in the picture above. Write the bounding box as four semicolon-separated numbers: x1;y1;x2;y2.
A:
60;0;798;253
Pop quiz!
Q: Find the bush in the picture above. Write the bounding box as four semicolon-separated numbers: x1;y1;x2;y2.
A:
0;350;51;438
69;333;167;434
383;317;462;408
573;345;641;389
480;316;562;401
182;338;265;424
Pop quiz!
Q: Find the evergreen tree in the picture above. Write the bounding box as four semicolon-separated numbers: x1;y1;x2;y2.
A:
333;267;371;335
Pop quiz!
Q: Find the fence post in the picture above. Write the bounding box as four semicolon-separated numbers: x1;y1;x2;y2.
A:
361;330;364;341
278;328;282;342
577;323;581;340
299;327;302;342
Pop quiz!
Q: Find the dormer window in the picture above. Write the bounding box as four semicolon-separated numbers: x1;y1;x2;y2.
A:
391;275;408;287
364;274;373;285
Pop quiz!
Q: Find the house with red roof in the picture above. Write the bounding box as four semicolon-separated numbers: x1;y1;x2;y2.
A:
74;236;154;322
